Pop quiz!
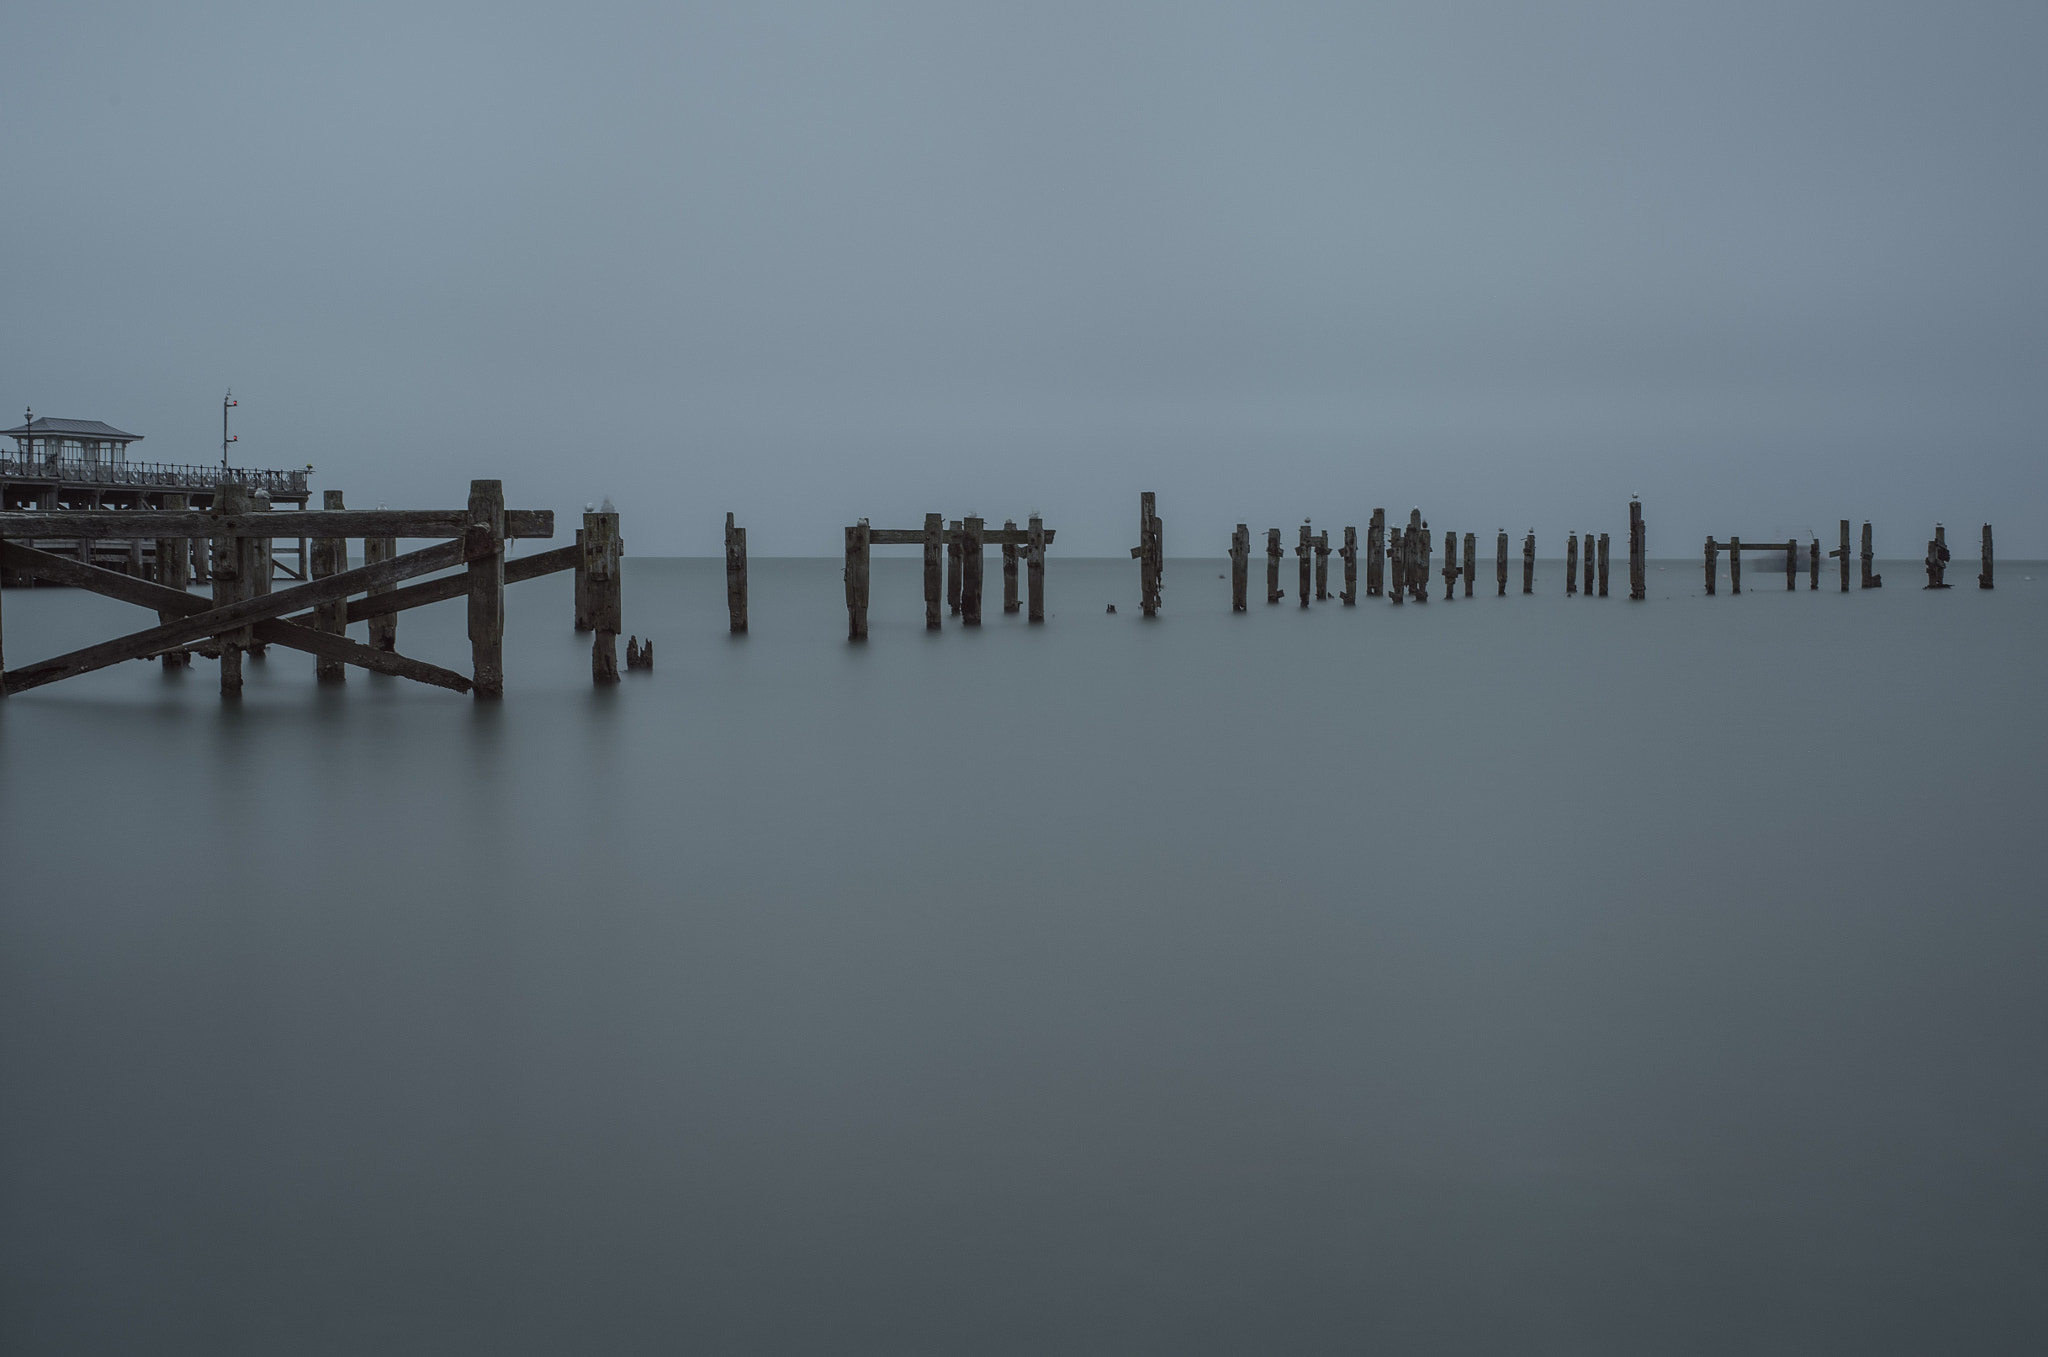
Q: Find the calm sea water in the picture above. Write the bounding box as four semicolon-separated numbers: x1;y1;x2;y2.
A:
3;555;2045;1354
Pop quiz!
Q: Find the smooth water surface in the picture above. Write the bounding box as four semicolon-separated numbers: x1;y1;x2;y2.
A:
3;556;2045;1354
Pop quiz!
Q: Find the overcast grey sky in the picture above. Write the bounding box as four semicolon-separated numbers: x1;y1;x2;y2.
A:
6;1;2043;554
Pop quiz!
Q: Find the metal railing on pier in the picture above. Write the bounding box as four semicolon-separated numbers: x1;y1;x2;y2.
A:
0;454;308;497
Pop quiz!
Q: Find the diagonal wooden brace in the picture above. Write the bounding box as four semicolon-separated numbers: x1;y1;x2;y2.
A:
2;537;471;694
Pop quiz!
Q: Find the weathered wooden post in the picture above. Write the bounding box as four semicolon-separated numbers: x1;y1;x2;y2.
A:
1860;521;1881;588
947;520;963;615
1440;531;1458;600
1314;530;1331;601
924;513;944;629
1808;538;1819;590
213;482;250;696
157;492;192;668
1566;533;1578;596
1266;528;1283;603
1408;511;1428;603
1232;524;1251;610
1783;538;1796;591
466;480;506;696
1924;524;1950;589
309;490;348;681
585;509;621;682
1133;493;1163;616
1522;531;1534;594
1002;519;1021;614
1730;536;1743;594
1628;499;1646;601
574;526;593;631
1296;523;1311;609
1496;530;1508;596
1596;533;1609;596
1339;526;1357;604
246;491;274;658
1027;515;1046;622
1980;523;1993;589
1582;532;1595;596
725;512;748;633
962;516;985;624
364;535;398;652
844;519;871;639
1387;527;1405;605
1366;508;1385;597
1834;520;1851;592
1704;538;1718;595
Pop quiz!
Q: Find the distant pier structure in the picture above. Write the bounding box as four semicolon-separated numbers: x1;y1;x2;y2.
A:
1;415;310;585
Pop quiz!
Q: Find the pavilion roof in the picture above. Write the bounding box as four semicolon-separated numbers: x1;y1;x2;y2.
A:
1;417;143;442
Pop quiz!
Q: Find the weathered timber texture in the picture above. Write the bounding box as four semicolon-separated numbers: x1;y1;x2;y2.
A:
1629;501;1647;601
1231;524;1251;611
285;543;580;628
726;512;748;633
1133;493;1162;617
314;489;348;682
1597;533;1610;597
1027;516;1046;623
585;511;622;681
1834;520;1851;592
962;516;985;625
1784;538;1796;591
1861;521;1882;588
467;481;506;697
1583;532;1595;596
1296;523;1311;609
924;514;944;629
1002;519;1021;614
1366;509;1385;597
1339;526;1357;605
1566;533;1579;596
1809;539;1820;590
1266;528;1283;603
157;492;192;668
1730;537;1742;594
365;536;399;650
947;520;962;615
1704;537;1718;595
1925;524;1951;589
1496;530;1509;596
1387;527;1405;605
1980;523;1994;589
215;483;251;695
1522;532;1535;594
845;521;871;640
1314;530;1331;601
1441;530;1459;600
1464;532;1476;597
573;527;593;631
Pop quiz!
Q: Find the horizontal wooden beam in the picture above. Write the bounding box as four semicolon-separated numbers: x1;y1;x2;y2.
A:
248;619;471;692
0;508;553;540
277;542;583;626
3;538;468;694
1706;539;1798;551
864;526;1055;546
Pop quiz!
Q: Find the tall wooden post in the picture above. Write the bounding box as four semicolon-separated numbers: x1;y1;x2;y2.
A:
1026;515;1046;622
1808;539;1819;590
1860;521;1881;588
725;512;748;633
1232;525;1252;610
213;482;250;697
468;480;506;697
1407;511;1427;603
1496;530;1508;596
1296;523;1311;609
1441;531;1458;600
1979;524;1994;589
311;489;348;681
1925;524;1950;589
1387;527;1405;605
1339;526;1357;605
246;491;273;657
1464;532;1476;597
1002;519;1021;613
845;520;871;639
924;513;944;628
157;492;192;669
1266;528;1283;603
1135;493;1162;617
962;516;984;624
1837;520;1851;592
573;526;593;630
1704;538;1718;595
1366;509;1385;597
1628;500;1647;601
1582;533;1594;596
1566;533;1579;596
365;536;398;651
947;520;962;615
1784;539;1796;591
585;510;621;682
1597;533;1609;597
1522;532;1534;594
1729;536;1742;594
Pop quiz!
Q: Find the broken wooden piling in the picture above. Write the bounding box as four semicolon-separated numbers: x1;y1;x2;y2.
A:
1366;509;1385;597
1002;519;1021;614
1387;526;1405;605
1729;536;1742;594
924;513;943;628
1628;500;1646;601
1522;532;1534;594
1924;524;1951;589
1860;522;1882;588
725;512;748;633
1133;493;1163;617
574;526;593;631
364;534;398;652
947;519;962;615
1831;520;1850;592
1808;538;1819;590
157;492;192;668
314;489;348;682
1496;530;1508;596
1266;527;1283;603
1340;526;1357;605
1784;538;1796;591
1231;524;1251;611
1314;529;1331;602
1566;533;1579;596
1463;532;1476;597
1980;524;1993;589
468;481;507;697
1027;515;1046;622
584;508;621;682
214;483;251;695
1296;523;1311;609
1596;533;1609;597
845;519;871;639
1441;531;1459;601
963;516;985;623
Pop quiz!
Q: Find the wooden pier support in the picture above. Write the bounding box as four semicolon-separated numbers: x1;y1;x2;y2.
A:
1522;532;1534;594
157;492;192;668
1924;524;1951;589
1366;509;1385;597
468;481;506;697
1441;531;1459;601
1566;533;1579;596
1231;524;1251;610
947;520;962;615
1784;538;1796;591
574;527;593;631
1730;536;1743;594
314;489;348;682
364;535;398;651
725;512;748;633
1027;515;1046;622
1002;519;1021;614
1339;526;1357;604
584;508;621;682
1704;537;1718;595
1583;532;1595;596
1596;533;1609;596
214;483;253;696
1314;529;1331;601
1408;512;1430;604
1464;532;1476;597
1296;523;1311;609
924;513;944;628
1133;493;1163;617
962;516;985;624
1831;520;1851;592
1860;521;1882;588
1496;530;1508;596
1628;500;1646;601
1387;527;1405;605
1809;538;1820;590
845;519;871;639
1980;523;1993;589
1265;528;1283;603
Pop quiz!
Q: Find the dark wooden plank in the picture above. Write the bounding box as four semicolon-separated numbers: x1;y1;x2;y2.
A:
251;620;471;692
726;512;748;632
468;480;505;698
